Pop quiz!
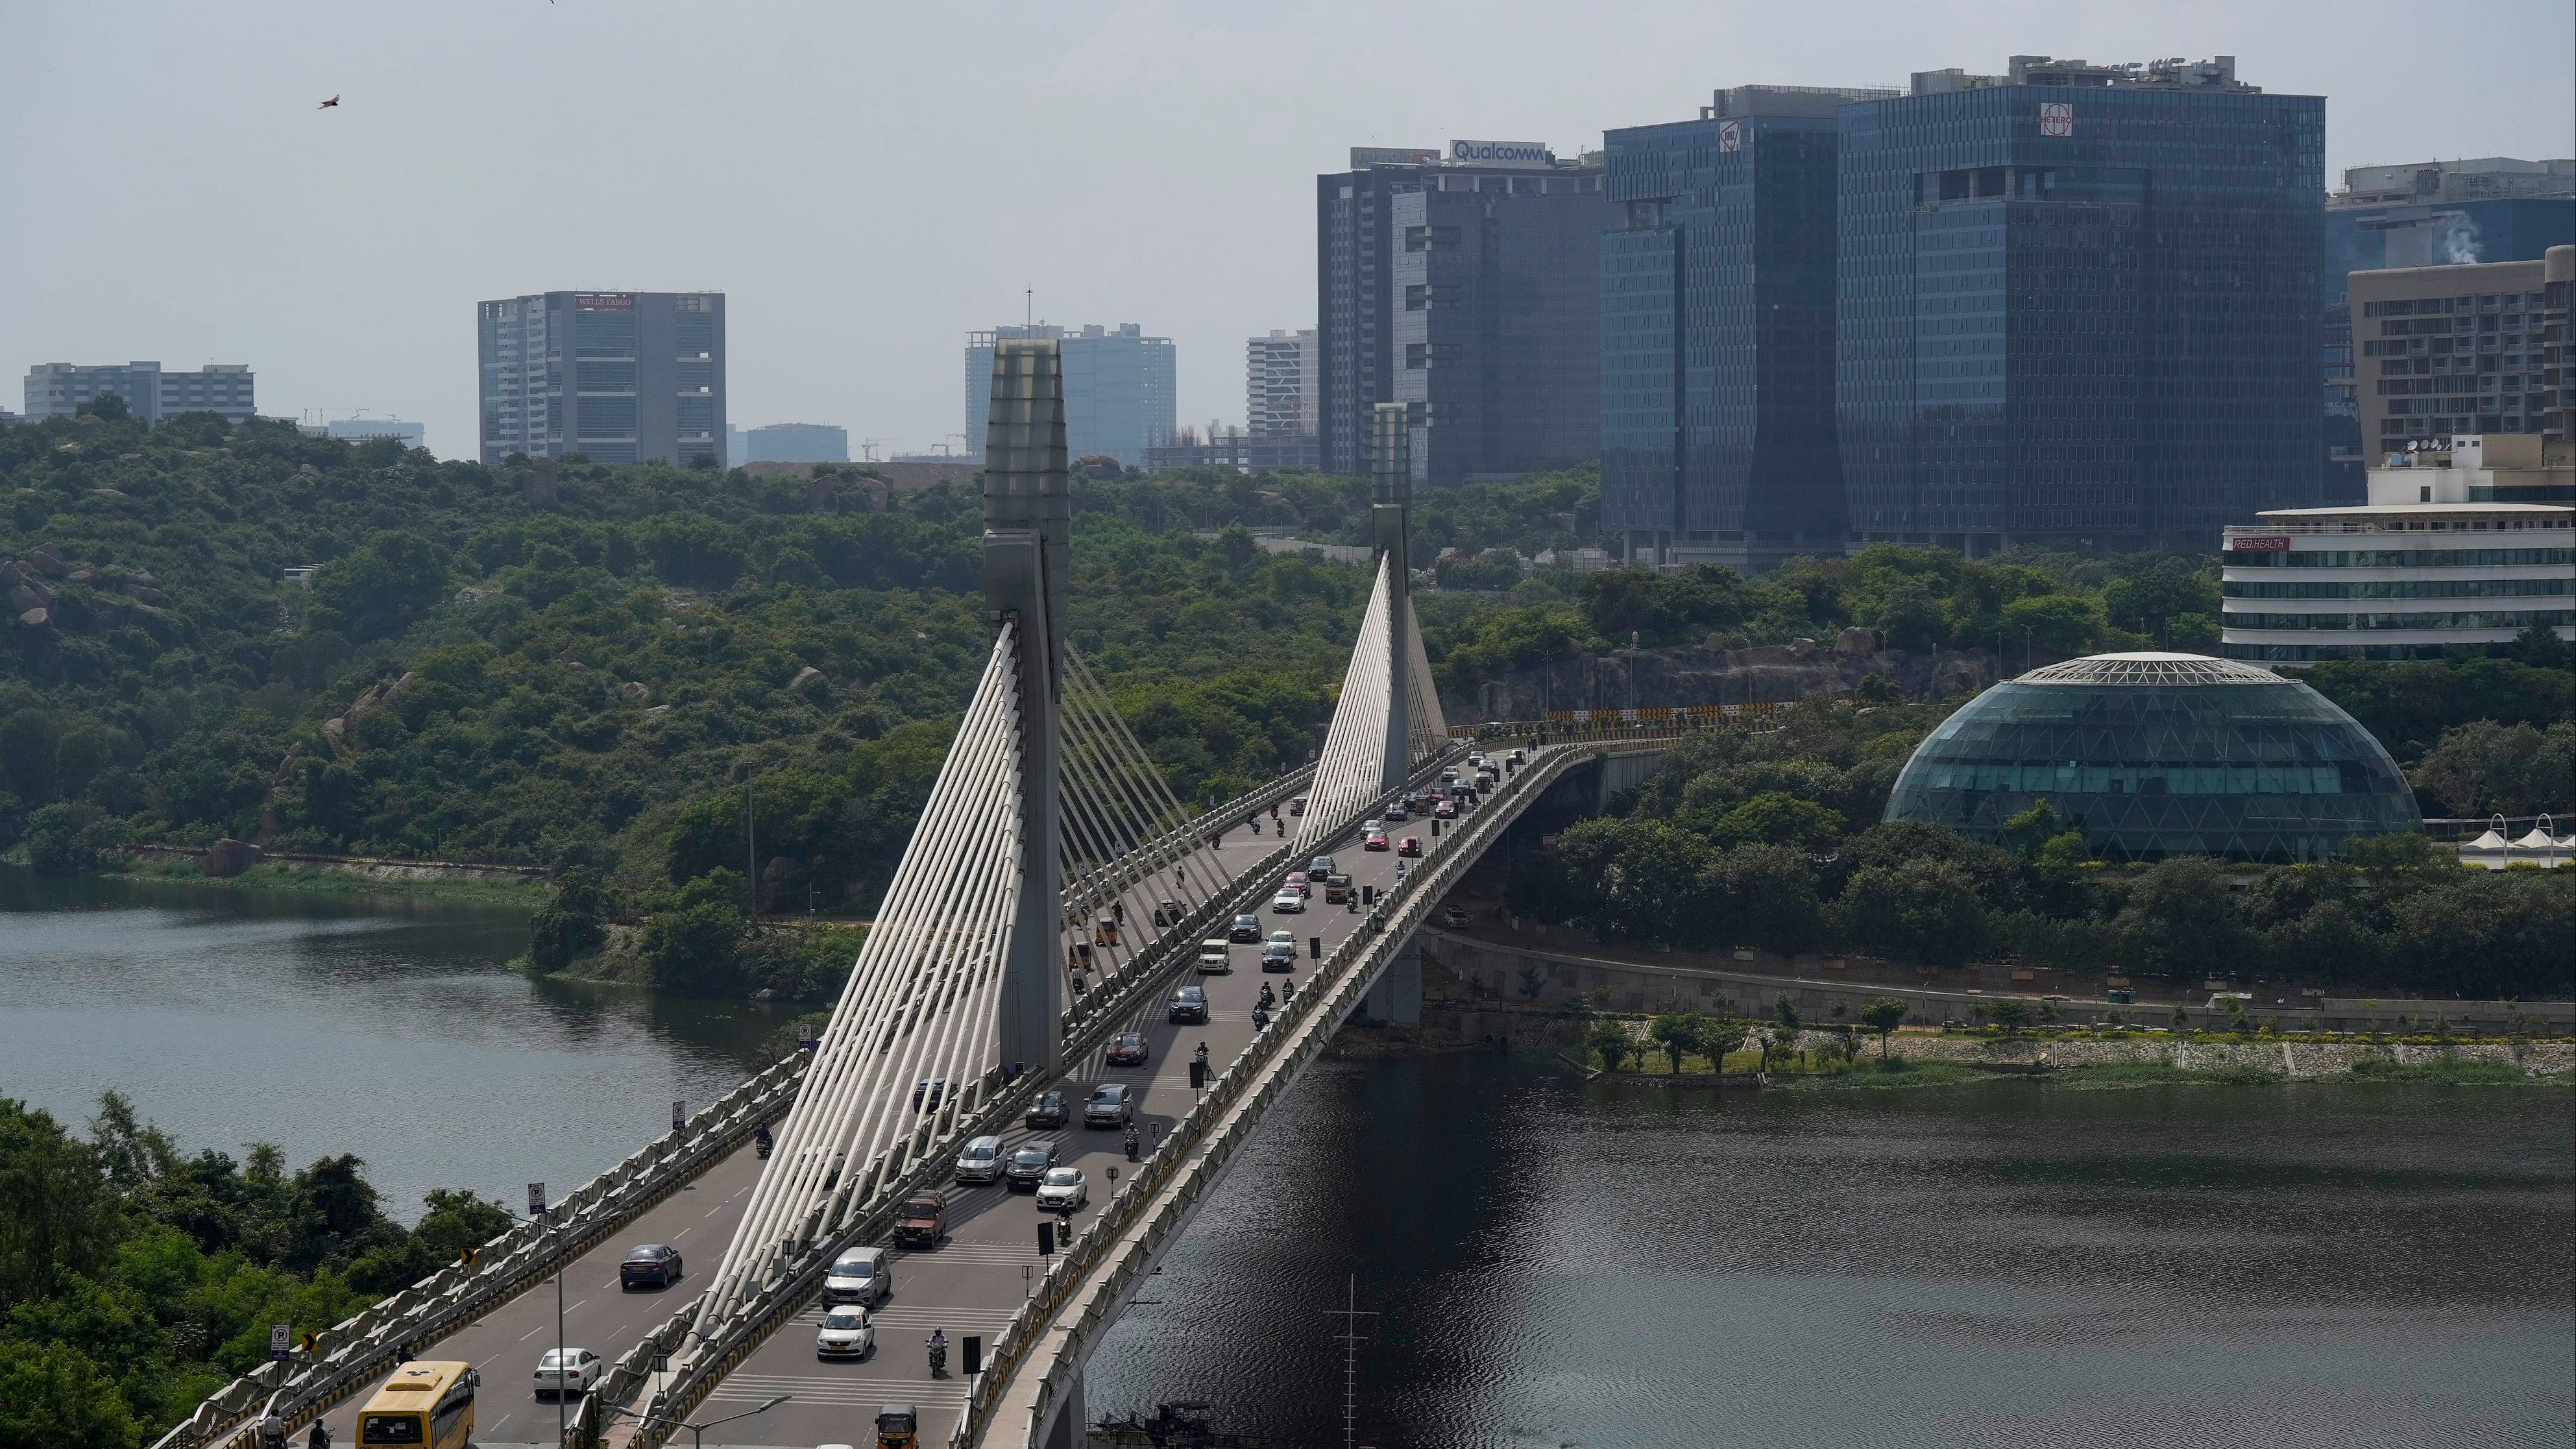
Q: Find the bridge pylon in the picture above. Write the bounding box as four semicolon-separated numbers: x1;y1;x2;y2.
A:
1371;402;1412;792
984;337;1070;1077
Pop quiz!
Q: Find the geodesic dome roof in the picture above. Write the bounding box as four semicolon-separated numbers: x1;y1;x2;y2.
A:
1885;653;2419;863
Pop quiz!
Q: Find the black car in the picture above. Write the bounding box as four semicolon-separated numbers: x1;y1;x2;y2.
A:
1004;1141;1061;1191
620;1243;682;1289
1084;1083;1135;1128
1169;985;1209;1023
1228;914;1263;944
1025;1088;1069;1129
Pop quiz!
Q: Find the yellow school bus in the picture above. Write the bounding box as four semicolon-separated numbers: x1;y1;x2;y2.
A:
356;1360;479;1448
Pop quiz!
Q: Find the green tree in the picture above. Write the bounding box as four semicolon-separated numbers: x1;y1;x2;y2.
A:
1987;998;2031;1032
1700;1016;1752;1071
1709;791;1844;851
19;802;124;874
1859;997;1908;1056
1840;858;1993;966
1773;993;1802;1035
1648;1012;1702;1073
1999;593;2102;657
640;871;749;995
1586;1017;1636;1072
0;1339;142;1449
2406;720;2575;816
2115;858;2246;979
528;868;610;972
309;530;448;644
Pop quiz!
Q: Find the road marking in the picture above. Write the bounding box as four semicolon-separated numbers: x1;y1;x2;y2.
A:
518;1324;546;1341
705;1204;729;1218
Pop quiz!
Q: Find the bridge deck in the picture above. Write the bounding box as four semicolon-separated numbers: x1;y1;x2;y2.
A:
679;774;1488;1446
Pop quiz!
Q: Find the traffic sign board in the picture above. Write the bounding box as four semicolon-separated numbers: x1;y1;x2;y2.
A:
671;1099;686;1132
269;1324;290;1361
528;1181;548;1216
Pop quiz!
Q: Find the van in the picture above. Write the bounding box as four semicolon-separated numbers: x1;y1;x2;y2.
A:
1197;939;1233;974
953;1135;1003;1185
821;1246;891;1306
1324;873;1352;904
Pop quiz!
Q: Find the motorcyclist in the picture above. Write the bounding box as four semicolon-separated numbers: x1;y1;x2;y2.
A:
1123;1124;1141;1161
1193;1041;1209;1065
928;1328;949;1376
1258;982;1275;1010
308;1421;332;1449
753;1123;773;1158
1282;979;1297;1006
1252;1005;1270;1030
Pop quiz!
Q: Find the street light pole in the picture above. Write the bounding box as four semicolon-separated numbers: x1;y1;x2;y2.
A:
607;1394;792;1449
552;1210;566;1448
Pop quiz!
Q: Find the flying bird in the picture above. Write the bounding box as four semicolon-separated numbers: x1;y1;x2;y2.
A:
317;95;339;110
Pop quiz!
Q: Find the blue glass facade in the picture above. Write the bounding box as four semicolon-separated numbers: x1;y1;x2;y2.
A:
1601;110;1847;572
1838;85;2327;552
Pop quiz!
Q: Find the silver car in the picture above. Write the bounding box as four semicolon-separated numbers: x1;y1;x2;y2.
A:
821;1246;890;1306
953;1134;1004;1185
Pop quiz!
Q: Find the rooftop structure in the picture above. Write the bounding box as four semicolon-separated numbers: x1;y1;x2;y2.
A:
1884;651;2421;862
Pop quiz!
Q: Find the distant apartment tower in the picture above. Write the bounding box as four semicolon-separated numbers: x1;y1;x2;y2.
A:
1603;84;1897;573
1839;56;2325;554
2322;158;2573;498
1317;143;1616;483
1246;330;1320;470
963;324;1174;469
2348;258;2556;451
2547;246;2575;441
23;361;255;424
740;422;849;464
478;291;725;466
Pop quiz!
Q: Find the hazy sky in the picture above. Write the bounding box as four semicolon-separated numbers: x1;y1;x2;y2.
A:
5;1;2570;459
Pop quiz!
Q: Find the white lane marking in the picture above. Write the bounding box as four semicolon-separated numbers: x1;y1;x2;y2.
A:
705;1204;729;1218
518;1324;546;1341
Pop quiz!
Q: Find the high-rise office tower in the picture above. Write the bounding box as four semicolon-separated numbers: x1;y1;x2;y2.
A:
478;291;725;467
1602;84;1897;572
23;361;255;424
1838;56;2325;554
2348;258;2557;450
963;324;1174;469
1245;329;1320;471
1317;143;1616;483
2320;158;2573;498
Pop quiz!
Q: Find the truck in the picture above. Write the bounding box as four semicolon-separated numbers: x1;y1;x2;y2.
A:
1324;873;1352;904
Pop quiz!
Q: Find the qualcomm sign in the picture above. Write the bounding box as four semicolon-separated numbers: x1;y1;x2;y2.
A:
1449;139;1553;167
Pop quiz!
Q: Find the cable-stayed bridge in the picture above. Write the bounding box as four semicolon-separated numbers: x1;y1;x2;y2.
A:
199;361;1686;1449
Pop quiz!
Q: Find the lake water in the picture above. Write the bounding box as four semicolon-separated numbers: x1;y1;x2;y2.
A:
5;878;2568;1446
0;870;801;1218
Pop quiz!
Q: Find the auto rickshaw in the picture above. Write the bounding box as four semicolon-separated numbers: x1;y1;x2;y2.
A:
875;1402;919;1449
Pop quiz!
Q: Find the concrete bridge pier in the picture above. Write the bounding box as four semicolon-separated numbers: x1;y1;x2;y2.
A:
1039;1379;1086;1449
1361;940;1422;1024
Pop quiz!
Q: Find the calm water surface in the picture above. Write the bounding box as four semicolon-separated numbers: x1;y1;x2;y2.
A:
1089;1054;2575;1449
5;877;2567;1445
0;870;799;1217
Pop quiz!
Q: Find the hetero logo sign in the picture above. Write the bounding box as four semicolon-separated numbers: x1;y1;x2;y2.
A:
2038;102;2074;138
1449;139;1552;167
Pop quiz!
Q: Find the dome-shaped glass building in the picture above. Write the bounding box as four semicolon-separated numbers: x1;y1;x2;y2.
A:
1884;653;2419;862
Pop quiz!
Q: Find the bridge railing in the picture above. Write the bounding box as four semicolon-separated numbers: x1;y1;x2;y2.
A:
1062;762;1317;938
953;744;1538;1446
618;769;1381;1449
153;1055;807;1449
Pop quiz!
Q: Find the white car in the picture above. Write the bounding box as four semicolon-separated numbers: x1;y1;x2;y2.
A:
815;1304;875;1359
1271;891;1304;914
533;1346;603;1400
954;1134;1004;1185
1035;1165;1089;1212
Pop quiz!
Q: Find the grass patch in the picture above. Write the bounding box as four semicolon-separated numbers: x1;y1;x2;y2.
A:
109;855;547;906
2346;1054;2535;1086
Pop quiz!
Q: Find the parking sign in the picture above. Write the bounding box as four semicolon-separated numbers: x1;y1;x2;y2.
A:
270;1324;290;1361
528;1181;547;1216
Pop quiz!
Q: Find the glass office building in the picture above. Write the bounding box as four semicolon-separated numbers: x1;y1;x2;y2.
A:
1838;58;2326;554
964;324;1174;469
479;291;725;467
1603;86;1892;573
1884;652;2420;862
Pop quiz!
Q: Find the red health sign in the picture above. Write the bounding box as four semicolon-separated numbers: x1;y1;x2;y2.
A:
2230;535;2292;552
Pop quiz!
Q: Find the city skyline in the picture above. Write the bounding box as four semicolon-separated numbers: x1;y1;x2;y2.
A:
3;1;2571;460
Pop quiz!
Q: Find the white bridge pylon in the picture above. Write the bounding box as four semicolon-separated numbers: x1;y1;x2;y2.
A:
1294;553;1446;852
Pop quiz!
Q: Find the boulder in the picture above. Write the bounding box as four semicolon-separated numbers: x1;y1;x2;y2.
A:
202;838;264;877
1835;626;1876;656
10;583;48;613
787;666;825;693
620;680;650;701
131;586;169;607
1790;637;1819;659
27;546;69;578
16;607;47;629
297;463;321;477
67;566;95;585
0;561;25;588
92;489;131;501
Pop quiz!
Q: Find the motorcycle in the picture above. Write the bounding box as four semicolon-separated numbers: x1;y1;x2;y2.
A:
927;1335;949;1378
1252;1006;1271;1031
1123;1126;1141;1162
753;1127;773;1160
